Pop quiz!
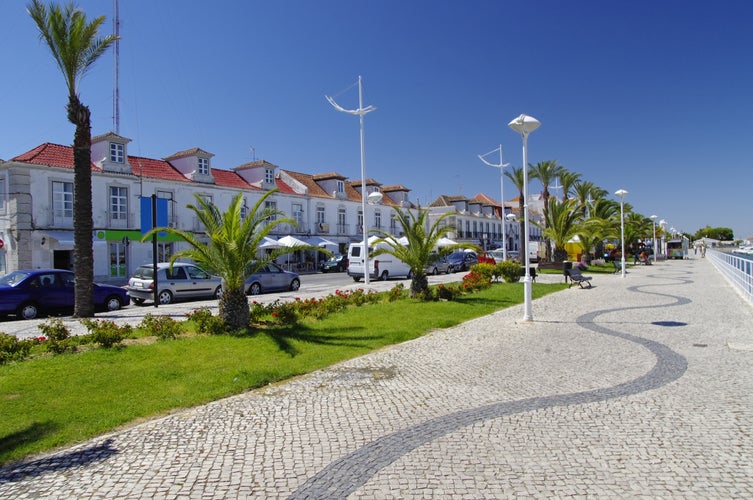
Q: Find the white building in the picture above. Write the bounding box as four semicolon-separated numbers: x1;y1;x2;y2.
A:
0;133;415;282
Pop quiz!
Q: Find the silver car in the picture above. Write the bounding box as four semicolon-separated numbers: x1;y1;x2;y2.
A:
245;263;301;295
127;263;222;305
424;255;451;275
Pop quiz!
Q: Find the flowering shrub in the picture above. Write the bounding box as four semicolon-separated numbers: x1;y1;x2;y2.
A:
249;301;269;324
462;270;492;292
139;313;185;340
38;318;73;354
185;308;227;335
436;283;461;301
269;300;299;325
470;263;496;283
387;283;406;302
496;261;522;283
81;318;133;348
0;332;37;364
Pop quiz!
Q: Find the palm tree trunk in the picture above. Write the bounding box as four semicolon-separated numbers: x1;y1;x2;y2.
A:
219;287;250;330
410;272;429;297
68;95;95;318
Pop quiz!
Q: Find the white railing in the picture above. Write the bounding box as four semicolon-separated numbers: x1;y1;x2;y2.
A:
707;249;753;304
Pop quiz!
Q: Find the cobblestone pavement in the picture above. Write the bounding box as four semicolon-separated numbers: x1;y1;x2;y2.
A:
2;258;752;498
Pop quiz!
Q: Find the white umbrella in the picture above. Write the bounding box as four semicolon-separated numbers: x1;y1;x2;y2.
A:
306;236;337;248
277;235;309;247
436;237;457;247
259;237;281;248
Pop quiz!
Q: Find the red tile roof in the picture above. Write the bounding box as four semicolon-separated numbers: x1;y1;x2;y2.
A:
129;156;189;182
13;143;101;171
211;168;259;190
275;177;298;195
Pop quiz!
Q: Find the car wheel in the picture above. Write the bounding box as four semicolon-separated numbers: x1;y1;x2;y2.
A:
158;290;173;305
18;302;39;320
431;267;438;275
289;278;300;291
249;282;262;295
380;271;389;281
132;298;145;305
448;265;455;273
213;286;222;299
352;276;361;282
105;295;122;311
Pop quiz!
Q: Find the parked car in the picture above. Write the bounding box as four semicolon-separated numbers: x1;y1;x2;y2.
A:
424;254;451;275
446;251;478;273
127;263;222;305
0;269;129;320
319;254;348;273
245;262;301;295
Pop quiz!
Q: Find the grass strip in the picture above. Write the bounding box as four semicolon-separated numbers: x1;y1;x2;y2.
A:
0;281;566;465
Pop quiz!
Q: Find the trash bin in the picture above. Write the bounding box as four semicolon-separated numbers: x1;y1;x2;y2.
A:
563;261;572;283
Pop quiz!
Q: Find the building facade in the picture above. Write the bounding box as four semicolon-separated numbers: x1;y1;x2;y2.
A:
0;133;413;282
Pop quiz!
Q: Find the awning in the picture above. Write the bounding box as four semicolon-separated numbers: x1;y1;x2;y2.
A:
42;230;75;246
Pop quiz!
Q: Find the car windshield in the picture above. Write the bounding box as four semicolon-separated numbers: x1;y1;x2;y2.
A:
0;271;31;287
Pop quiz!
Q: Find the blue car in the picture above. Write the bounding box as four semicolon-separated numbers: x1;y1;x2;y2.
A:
0;269;130;320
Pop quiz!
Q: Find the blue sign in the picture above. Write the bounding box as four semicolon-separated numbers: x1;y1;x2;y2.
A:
140;197;169;235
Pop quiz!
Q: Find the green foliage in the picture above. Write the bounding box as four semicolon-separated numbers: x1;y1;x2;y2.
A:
139;313;185;340
461;269;492;292
436;283;461;301
81;319;132;348
470;263;496;283
387;283;407;302
269;300;299;325
692;226;734;241
497;261;523;283
185;308;228;335
38;318;73;354
0;333;36;364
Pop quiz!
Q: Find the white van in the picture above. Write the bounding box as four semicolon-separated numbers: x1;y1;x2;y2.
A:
347;240;412;281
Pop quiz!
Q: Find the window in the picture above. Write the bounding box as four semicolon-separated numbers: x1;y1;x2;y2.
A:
374;210;382;229
110;142;124;163
240;198;249;219
265;168;274;184
197;157;209;175
337;207;347;233
264;200;277;221
357;209;363;231
292;203;303;225
109;186;128;221
336;180;345;193
316;206;325;224
109;242;127;277
157;243;173;263
52;181;74;220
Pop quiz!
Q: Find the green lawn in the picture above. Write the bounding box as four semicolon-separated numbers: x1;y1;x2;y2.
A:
0;281;567;466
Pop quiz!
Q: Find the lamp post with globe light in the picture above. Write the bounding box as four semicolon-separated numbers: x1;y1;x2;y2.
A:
615;189;628;278
508;114;541;321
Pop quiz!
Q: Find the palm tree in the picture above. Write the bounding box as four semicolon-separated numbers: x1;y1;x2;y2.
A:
540;198;582;262
504;166;526;250
28;1;117;317
558;170;581;201
370;208;467;298
144;190;326;331
529;160;565;261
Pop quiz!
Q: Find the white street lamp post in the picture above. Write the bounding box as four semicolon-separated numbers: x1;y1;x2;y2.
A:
506;213;517;253
327;76;376;284
615;189;628;278
508;114;541;321
659;219;667;258
478;145;509;260
650;214;658;264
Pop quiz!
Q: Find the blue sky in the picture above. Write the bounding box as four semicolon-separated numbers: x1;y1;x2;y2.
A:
2;0;752;239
